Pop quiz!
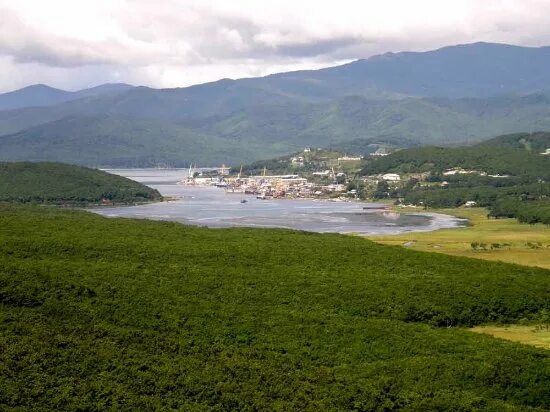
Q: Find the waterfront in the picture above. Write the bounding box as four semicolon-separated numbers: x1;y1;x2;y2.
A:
93;169;467;235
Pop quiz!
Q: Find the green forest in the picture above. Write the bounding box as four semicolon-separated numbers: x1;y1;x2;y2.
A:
0;162;161;204
1;205;549;410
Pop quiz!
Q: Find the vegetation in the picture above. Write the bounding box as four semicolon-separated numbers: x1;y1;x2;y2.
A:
477;131;550;153
471;325;550;350
1;205;549;409
0;162;161;204
369;207;550;269
360;133;550;224
234;149;364;177
4;45;550;166
328;135;419;156
360;142;550;179
489;198;550;224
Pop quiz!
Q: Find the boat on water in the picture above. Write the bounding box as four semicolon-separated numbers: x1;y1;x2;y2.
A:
363;205;389;210
226;187;246;193
256;194;273;200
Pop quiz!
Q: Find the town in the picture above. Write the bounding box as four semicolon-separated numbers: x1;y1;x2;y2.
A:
179;148;408;201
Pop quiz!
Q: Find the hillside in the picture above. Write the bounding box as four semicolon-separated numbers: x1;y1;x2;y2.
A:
0;115;288;166
1;43;550;165
0;162;161;204
359;133;550;224
3;92;550;166
477;131;550;152
360;132;550;179
1;205;549;409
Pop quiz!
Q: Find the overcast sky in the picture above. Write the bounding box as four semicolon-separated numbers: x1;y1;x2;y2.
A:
2;0;550;92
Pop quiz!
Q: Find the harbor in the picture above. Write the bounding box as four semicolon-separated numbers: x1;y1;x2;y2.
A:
180;165;350;200
97;168;466;235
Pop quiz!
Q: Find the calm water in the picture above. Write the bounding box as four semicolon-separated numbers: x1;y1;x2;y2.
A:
92;169;466;235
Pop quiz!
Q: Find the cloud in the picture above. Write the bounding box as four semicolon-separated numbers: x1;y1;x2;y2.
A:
1;0;550;91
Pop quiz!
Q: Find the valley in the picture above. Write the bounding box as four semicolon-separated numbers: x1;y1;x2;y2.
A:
1;36;549;411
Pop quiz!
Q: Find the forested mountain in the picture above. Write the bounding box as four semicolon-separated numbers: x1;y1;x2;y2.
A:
3;93;550;166
0;83;133;111
0;115;274;167
2;43;550;165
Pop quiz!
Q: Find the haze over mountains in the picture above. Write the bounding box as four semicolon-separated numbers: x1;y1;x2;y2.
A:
2;42;550;166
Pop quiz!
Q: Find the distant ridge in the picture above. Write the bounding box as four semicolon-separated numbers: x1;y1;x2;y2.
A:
0;83;134;111
1;42;550;165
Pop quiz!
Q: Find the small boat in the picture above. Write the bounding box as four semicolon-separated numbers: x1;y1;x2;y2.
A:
240;199;248;204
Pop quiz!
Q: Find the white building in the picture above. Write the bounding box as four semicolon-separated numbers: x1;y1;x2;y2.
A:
338;156;362;161
291;156;304;166
382;173;401;181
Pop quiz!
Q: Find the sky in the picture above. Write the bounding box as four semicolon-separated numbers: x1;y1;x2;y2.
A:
2;0;550;92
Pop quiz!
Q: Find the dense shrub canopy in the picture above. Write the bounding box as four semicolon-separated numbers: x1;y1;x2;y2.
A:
1;205;549;410
0;162;161;204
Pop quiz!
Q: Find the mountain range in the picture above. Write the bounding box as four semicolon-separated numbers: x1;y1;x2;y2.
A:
2;42;550;166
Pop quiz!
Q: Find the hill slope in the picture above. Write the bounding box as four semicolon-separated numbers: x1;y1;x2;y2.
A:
286;42;550;98
0;115;297;166
0;162;161;204
360;132;550;178
0;205;549;409
359;133;550;223
0;85;74;111
3;92;550;166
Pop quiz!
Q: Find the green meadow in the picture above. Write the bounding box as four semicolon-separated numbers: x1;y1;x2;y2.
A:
371;207;550;269
1;205;549;410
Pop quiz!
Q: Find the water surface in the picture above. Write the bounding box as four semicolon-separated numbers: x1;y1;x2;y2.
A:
93;169;466;235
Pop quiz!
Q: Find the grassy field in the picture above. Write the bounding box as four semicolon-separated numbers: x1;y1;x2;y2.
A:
471;325;550;350
1;205;549;409
368;207;550;269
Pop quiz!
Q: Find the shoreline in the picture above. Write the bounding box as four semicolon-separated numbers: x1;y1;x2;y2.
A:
367;207;550;269
90;194;466;236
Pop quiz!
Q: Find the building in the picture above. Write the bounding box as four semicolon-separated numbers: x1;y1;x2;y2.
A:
382;173;401;182
337;156;362;161
291;156;304;166
217;164;230;176
443;168;487;176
